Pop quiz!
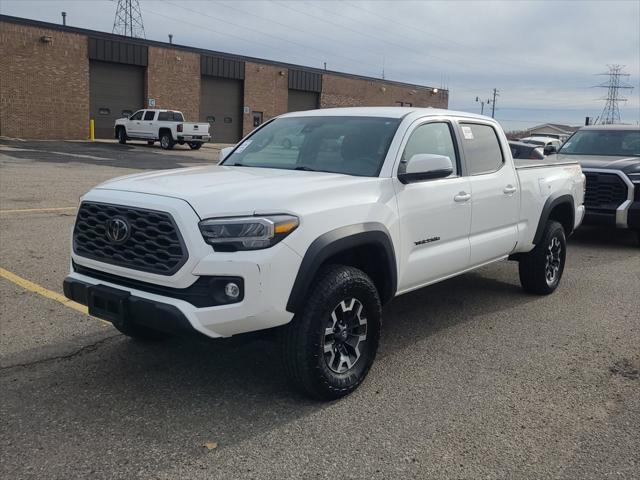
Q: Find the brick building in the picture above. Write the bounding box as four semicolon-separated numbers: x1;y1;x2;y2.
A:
0;15;448;142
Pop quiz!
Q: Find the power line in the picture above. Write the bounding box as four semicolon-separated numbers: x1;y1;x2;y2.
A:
112;0;145;38
593;64;634;125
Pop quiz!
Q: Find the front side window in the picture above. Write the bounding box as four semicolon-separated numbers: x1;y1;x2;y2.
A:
223;116;401;177
559;130;640;157
400;122;458;176
143;111;155;121
461;123;504;175
130;110;143;121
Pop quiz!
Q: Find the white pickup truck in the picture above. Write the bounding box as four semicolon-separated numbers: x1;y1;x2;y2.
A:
114;109;211;150
65;107;585;400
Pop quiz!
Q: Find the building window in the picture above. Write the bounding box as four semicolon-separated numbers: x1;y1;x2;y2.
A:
224;117;232;124
98;108;110;115
206;116;215;123
122;110;132;117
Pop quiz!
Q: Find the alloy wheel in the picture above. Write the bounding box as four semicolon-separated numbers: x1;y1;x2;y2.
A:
323;298;368;373
545;236;562;286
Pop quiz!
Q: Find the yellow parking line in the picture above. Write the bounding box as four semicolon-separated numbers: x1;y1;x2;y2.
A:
0;206;77;214
0;267;110;326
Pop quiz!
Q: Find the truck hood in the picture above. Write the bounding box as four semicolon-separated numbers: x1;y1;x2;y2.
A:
94;165;384;218
555;154;640;175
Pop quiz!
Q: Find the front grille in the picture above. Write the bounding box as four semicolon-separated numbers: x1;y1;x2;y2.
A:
583;171;628;211
73;202;187;275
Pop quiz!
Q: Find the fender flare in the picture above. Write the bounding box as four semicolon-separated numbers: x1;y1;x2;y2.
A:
533;193;575;245
286;223;397;313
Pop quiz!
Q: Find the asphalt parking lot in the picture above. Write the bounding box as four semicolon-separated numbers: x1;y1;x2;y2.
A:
1;139;639;479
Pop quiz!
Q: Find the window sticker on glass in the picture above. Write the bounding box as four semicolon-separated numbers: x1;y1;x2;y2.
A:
235;140;253;153
461;126;474;140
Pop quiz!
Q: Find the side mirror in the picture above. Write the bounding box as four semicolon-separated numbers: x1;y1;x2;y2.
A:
398;154;453;184
219;146;234;163
543;145;558;155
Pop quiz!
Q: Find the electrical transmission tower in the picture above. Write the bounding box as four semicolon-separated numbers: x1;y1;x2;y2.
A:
112;0;146;38
594;65;633;125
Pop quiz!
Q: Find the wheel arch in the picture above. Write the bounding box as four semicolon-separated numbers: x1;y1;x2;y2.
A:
159;127;173;139
286;223;397;313
533;193;575;245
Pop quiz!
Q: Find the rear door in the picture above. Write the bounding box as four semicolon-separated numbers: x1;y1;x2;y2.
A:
394;119;472;292
458;121;519;265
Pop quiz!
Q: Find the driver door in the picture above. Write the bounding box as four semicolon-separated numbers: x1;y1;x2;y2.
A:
394;120;472;292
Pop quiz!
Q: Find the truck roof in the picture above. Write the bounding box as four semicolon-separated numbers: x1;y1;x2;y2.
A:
281;106;490;121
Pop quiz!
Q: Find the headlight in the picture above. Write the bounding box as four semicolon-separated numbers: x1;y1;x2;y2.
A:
199;215;299;251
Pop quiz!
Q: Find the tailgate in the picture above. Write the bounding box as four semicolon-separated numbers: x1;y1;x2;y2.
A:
182;123;210;135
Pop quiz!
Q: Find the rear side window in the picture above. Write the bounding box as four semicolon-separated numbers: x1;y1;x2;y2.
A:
461;123;504;175
143;111;155;121
158;111;184;121
401;122;458;176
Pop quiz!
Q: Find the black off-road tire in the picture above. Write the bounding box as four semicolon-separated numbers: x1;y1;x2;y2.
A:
188;142;202;150
279;265;381;400
118;128;127;144
160;132;174;150
519;220;566;295
112;321;170;342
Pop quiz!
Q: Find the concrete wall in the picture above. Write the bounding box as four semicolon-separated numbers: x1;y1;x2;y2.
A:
321;74;448;110
242;62;289;136
146;46;200;122
0;22;89;139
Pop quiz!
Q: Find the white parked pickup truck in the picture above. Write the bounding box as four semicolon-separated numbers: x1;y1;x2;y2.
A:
114;109;211;150
65;107;585;400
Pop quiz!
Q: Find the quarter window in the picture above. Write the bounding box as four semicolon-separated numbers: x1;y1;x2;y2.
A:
461;123;504;175
400;122;458;176
143;111;155;121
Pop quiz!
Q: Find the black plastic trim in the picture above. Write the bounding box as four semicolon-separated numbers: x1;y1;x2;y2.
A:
63;277;199;337
533;193;575;245
286;223;397;313
72;263;243;308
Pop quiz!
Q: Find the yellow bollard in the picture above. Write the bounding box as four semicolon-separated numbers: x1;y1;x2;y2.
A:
89;119;95;142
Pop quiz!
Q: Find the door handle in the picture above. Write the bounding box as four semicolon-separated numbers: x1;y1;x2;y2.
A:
454;192;471;202
503;185;517;194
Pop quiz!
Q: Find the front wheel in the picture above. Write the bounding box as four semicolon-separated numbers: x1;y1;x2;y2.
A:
160;132;174;150
519;220;566;295
188;142;202;150
118;128;127;144
279;265;381;400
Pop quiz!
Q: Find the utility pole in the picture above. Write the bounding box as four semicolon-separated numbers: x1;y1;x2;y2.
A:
112;0;146;38
491;88;499;118
594;65;633;124
476;96;492;116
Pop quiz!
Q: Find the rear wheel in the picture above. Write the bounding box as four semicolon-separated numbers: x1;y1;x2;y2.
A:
519;220;566;295
279;265;381;400
188;142;202;150
160;132;174;150
117;128;127;144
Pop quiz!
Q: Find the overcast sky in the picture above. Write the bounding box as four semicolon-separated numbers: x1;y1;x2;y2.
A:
2;0;639;131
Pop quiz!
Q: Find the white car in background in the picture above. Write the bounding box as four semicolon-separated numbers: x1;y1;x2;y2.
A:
115;109;211;150
520;136;563;155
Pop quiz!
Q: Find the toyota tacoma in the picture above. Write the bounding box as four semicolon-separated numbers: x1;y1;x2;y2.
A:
64;107;585;399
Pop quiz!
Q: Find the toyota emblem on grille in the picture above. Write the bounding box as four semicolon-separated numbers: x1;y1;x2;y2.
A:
105;217;130;244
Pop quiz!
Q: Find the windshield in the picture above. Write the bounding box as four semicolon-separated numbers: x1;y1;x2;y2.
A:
559;129;640;157
222;116;402;176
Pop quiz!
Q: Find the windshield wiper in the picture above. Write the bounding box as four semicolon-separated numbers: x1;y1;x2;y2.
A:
294;166;318;171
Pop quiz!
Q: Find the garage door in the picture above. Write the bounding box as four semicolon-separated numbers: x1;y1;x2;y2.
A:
200;77;243;144
288;90;319;112
89;61;144;139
